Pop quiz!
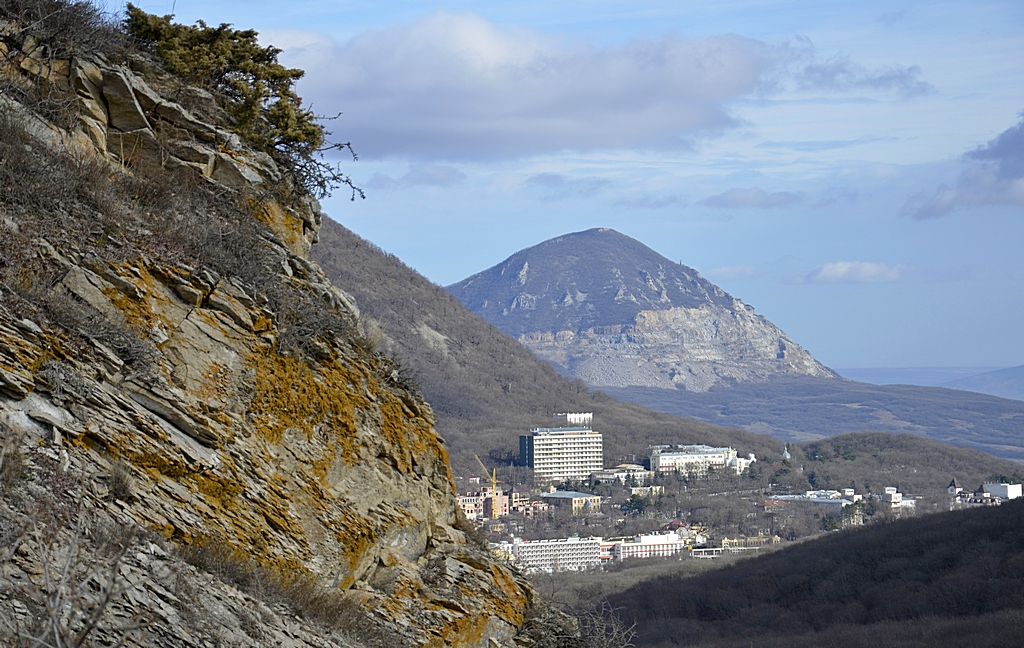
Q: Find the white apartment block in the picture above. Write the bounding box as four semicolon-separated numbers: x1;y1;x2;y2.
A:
985;483;1023;500
610;531;701;561
647;444;756;475
500;536;602;573
520;413;603;483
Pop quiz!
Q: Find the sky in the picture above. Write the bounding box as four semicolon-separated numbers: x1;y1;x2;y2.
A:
133;1;1024;370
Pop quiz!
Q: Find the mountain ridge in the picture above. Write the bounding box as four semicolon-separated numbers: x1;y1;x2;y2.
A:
447;228;837;392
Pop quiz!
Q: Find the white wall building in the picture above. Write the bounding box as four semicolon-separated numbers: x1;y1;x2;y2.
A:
499;536;602;573
646;444;756;475
521;414;603;483
984;483;1023;500
609;531;704;561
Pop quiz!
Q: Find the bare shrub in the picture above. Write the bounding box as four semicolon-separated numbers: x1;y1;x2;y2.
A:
453;507;488;550
0;432;27;495
43;291;157;370
572;600;636;648
38;360;91;405
106;459;134;503
0;0;130;60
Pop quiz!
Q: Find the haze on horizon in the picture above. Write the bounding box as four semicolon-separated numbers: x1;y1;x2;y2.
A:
139;0;1024;370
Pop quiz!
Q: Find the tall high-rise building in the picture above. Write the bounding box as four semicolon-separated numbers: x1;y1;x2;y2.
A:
520;413;603;483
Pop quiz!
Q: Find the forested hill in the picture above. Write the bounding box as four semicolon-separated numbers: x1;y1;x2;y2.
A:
608;499;1024;647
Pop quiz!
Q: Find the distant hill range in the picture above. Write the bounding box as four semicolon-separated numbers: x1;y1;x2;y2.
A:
944;365;1024;401
447;228;837;392
603;377;1024;461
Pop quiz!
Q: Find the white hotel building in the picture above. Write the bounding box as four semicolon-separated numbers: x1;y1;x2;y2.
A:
646;444;756;476
500;536;602;573
520;413;603;483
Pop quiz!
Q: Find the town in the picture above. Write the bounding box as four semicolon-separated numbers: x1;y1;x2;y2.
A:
461;413;1023;574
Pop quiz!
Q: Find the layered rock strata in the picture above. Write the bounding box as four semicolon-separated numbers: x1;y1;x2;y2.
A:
0;17;534;647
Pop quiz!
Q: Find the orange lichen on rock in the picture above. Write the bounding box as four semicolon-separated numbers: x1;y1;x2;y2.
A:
245;349;363;453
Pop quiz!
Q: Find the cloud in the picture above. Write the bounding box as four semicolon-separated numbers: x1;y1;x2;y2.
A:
699;187;803;209
706;265;759;281
367;164;467;190
807;261;903;283
274;12;933;160
904;114;1024;219
614;195;683;209
756;136;895;152
796;55;933;97
525;173;609;200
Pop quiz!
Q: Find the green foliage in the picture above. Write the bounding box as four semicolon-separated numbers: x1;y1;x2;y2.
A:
124;5;361;200
125;4;319;151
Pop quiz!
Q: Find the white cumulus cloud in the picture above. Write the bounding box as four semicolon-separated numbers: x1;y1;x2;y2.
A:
268;12;932;160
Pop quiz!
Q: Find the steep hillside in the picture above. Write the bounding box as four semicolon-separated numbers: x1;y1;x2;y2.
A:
603;377;1024;460
447;228;836;392
0;5;541;646
607;499;1024;647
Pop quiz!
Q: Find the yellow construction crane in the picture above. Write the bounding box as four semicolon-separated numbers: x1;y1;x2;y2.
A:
474;454;498;493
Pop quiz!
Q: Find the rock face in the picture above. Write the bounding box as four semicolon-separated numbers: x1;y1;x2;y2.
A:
0;16;535;647
448;228;837;392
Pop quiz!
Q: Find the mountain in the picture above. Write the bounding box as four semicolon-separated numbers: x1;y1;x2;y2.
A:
608;499;1024;647
447;228;837;392
311;220;773;476
944;364;1024;401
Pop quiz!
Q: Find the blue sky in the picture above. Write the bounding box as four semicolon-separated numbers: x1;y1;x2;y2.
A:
135;1;1024;369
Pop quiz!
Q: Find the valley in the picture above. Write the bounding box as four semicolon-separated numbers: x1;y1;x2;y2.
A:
1;2;1020;647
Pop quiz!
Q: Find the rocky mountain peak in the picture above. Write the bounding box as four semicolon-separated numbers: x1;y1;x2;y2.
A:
449;227;734;337
449;228;837;392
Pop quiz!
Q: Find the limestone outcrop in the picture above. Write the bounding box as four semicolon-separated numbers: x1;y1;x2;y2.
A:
522;299;833;392
0;13;536;647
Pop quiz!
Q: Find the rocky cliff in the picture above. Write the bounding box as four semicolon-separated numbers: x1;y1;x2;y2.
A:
448;228;837;392
0;7;538;647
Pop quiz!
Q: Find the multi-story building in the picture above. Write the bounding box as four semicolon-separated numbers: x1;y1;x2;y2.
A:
985;483;1023;500
952;482;1023;508
608;531;704;561
520;413;603;483
458;486;509;521
509;491;549;518
540;490;602;516
646;444;756;475
498;536;602;573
